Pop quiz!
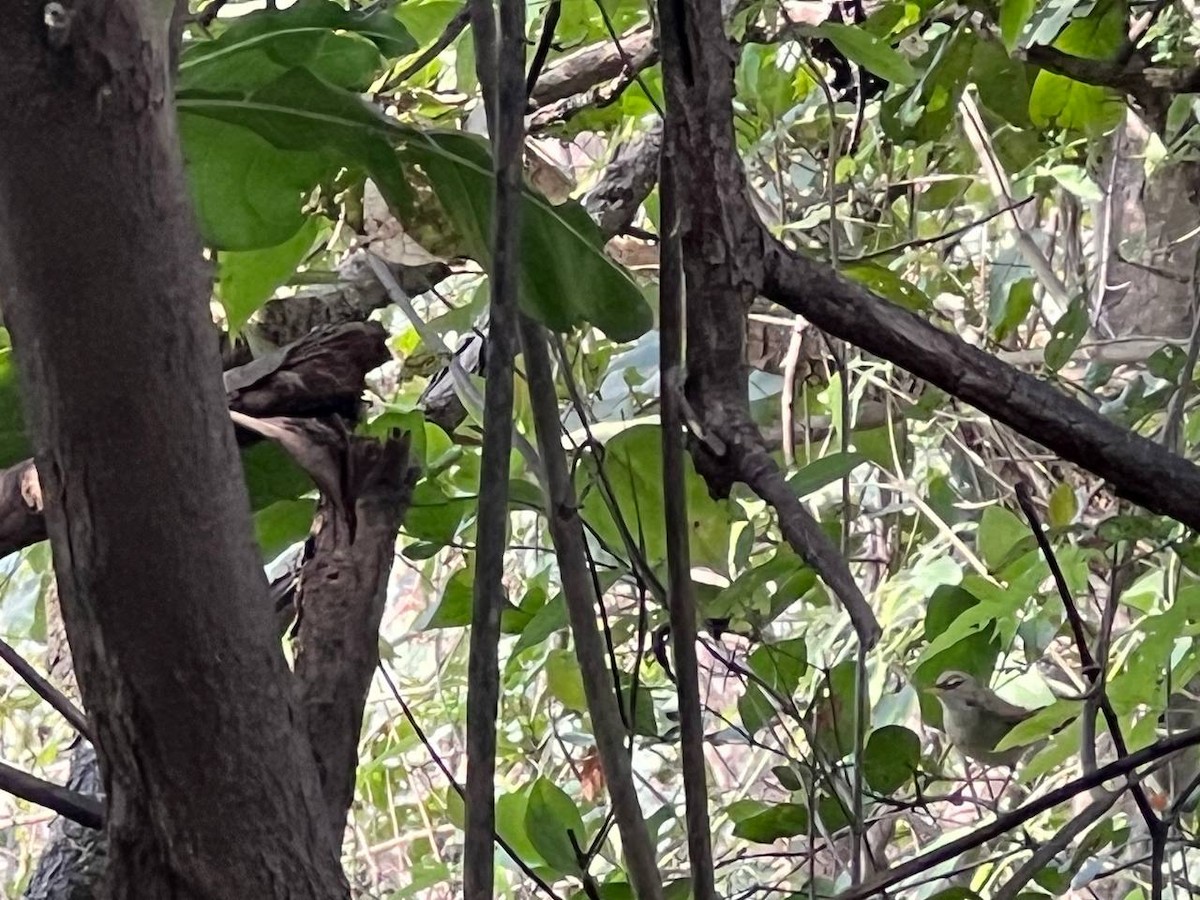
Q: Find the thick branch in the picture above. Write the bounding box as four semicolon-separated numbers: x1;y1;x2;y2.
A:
0;321;389;562
0;1;348;892
0;759;103;831
292;429;416;832
761;238;1200;531
529;25;655;106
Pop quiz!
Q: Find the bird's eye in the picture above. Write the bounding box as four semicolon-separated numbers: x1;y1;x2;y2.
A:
937;674;963;690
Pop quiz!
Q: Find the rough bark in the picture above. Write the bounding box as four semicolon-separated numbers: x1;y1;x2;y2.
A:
0;2;346;897
220;416;417;833
293;431;416;832
529;25;655;107
657;0;879;648
0;322;389;561
1099;110;1200;339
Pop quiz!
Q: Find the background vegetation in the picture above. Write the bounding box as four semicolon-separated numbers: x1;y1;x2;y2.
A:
2;0;1200;898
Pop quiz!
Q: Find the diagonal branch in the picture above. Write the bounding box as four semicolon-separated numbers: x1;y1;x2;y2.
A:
0;759;103;831
519;316;665;900
0;636;90;740
760;238;1200;531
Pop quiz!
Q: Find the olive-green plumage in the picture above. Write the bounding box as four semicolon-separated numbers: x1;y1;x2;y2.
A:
932;670;1035;767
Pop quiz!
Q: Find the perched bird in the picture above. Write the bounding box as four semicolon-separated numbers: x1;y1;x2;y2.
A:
931;670;1037;767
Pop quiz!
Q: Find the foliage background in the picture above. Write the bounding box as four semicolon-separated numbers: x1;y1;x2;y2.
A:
3;0;1200;897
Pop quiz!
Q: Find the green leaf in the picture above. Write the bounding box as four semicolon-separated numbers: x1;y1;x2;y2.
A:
971;40;1034;128
881;29;975;144
511;593;568;658
863;725;920;794
841;262;931;311
546;649;588;713
404;480;471;545
179;113;329;251
401;131;653;341
814;660;859;759
576;424;732;571
496;787;545;867
1047;483;1078;527
1043;300;1089;371
990;278;1036;340
253;498;315;559
178;0;415;94
524;778;587;876
218;218;322;333
728;799;809;843
994;698;1081;752
179;64;416;261
1029;76;1123;134
787;452;868;497
0;349;31;468
414;566;474;629
748;639;808;698
242;441;314;511
739;682;778;734
977;505;1030;571
621;681;658;738
1000;0;1036;49
814;23;916;86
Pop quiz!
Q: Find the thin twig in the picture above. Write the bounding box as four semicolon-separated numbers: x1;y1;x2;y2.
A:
659;132;717;900
835;726;1200;900
388;5;470;89
993;787;1124;900
377;665;562;900
1014;481;1166;895
525;0;562;99
0;636;90;740
462;0;525;895
851;198;1035;262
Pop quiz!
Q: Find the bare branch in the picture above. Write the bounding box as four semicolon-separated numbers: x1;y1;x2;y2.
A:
463;0;525;896
658;133;717;898
0;636;90;740
519;317;665;900
761;239;1200;531
0;759;103;831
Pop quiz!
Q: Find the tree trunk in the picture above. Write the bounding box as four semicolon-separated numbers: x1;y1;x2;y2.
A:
0;3;347;897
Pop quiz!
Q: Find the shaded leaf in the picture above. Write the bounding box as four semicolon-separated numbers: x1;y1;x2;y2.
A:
863;725;920;794
525;778;586;876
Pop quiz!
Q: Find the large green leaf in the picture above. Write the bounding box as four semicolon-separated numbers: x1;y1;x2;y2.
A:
524;778;587;877
179;70;650;339
728;800;809;843
178;0;415;94
178;113;329;251
576;424;732;571
401;131;653;341
814;23;916;86
217;218;323;332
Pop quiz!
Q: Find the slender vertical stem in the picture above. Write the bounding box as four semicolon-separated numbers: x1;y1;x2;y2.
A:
462;1;525;897
659;143;717;900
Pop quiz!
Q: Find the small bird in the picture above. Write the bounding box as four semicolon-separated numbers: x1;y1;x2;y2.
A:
931;670;1037;767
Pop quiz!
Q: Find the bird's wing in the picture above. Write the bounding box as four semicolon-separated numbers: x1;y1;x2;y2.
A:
966;693;1035;724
